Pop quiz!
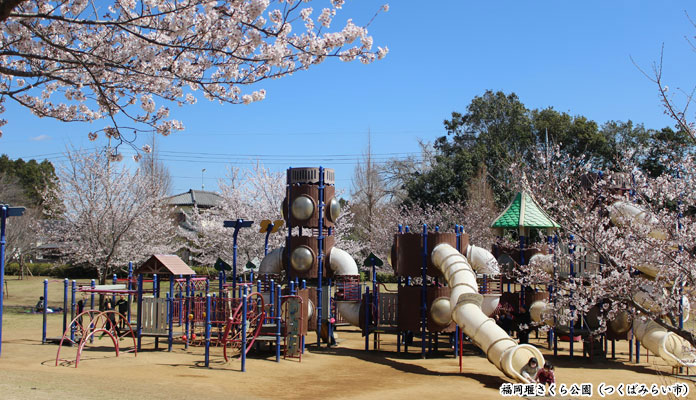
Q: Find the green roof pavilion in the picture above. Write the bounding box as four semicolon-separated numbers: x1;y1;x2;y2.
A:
491;191;559;233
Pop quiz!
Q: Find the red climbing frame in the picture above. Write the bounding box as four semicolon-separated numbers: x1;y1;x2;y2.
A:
220;292;265;362
55;310;137;367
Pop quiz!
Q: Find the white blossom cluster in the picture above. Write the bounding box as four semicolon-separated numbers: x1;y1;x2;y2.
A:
516;149;696;343
0;0;388;141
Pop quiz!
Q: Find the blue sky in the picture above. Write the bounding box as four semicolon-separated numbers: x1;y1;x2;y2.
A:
2;1;696;195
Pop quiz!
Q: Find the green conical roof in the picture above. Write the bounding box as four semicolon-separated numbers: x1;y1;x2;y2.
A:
491;191;560;229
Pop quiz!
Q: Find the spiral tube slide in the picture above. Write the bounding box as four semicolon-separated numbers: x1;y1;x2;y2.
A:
466;245;502;317
432;243;544;383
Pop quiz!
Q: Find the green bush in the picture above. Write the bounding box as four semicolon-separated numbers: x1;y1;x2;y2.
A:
4;262;97;279
359;270;399;283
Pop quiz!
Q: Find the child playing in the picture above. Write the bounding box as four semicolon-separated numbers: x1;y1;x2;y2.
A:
520;357;539;383
536;362;555;385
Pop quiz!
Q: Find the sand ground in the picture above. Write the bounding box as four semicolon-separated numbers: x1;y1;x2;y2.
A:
1;276;694;400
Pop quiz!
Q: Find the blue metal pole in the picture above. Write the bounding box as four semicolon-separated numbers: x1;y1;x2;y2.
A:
153;274;158;299
275;284;281;362
42;279;48;344
205;294;211;367
553;233;558;356
90;279;95;343
185;276;191;349
62;278;68;335
127;261;133;323
455;224;460;251
167;292;173;352
328;278;333;347
365;286;370;351
241;294;247;372
454;326;460;357
90;279;95;310
421;224;428;359
264;223;274;256
137;274;143;351
300;279;306;354
70;280;76;342
112;273;118;305
178;284;183;326
285;168;292;284
232;219;242;297
168;277;174;351
289;280;295;295
548;237;555;352
317;166;325;347
270;279;275;319
0;207;5;356
372;260;377;321
569;234;575;358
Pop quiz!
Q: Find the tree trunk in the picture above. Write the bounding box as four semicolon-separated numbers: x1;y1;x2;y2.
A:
0;0;26;23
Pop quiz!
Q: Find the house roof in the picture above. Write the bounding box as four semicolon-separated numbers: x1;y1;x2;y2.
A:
491;191;560;230
134;254;196;276
167;189;222;208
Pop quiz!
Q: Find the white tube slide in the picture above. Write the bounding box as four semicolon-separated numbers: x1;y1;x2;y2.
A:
634;318;696;366
432;243;544;383
608;201;696;366
327;247;361;327
466;245;501;317
259;247;284;275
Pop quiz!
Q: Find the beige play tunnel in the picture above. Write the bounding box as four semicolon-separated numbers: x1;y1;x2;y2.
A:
431;243;544;383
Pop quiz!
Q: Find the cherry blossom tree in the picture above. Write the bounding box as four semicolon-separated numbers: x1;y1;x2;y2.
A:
0;0;388;144
42;148;177;283
516;149;696;346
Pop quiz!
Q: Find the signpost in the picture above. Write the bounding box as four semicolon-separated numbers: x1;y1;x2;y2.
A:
222;219;253;295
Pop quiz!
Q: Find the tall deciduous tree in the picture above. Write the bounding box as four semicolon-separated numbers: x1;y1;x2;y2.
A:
0;0;388;145
42;148;176;283
350;133;388;257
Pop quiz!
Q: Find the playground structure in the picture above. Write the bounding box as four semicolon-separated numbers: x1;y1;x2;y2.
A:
47;252;308;371
486;189;696;373
330;224;543;383
55;309;137;367
26;165;695;385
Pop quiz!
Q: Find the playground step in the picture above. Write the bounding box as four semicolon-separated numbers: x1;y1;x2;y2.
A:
254;335;281;342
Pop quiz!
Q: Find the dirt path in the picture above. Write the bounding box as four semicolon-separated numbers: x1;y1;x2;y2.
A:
1;277;693;399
